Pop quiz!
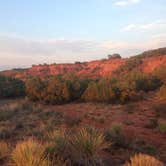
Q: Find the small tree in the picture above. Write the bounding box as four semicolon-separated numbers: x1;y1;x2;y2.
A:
108;54;121;59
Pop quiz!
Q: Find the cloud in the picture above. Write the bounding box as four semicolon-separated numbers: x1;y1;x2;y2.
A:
0;34;166;70
122;20;166;31
114;0;140;6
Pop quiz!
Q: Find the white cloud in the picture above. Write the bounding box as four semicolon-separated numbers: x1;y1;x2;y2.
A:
122;20;166;31
114;0;140;6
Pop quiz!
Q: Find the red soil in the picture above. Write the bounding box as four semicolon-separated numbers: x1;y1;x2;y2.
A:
2;55;166;79
46;92;166;164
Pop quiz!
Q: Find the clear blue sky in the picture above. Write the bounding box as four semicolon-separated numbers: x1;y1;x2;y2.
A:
0;0;166;70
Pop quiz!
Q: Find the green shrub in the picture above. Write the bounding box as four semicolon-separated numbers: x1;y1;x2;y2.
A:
130;139;156;155
158;122;166;133
45;129;68;158
105;123;129;149
25;77;47;101
0;75;25;98
153;65;166;83
69;127;109;165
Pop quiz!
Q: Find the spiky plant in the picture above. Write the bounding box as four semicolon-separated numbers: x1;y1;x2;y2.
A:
12;139;50;166
70;127;109;166
46;129;69;163
124;153;164;166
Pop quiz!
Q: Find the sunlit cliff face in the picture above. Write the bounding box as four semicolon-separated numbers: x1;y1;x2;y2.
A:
1;54;166;80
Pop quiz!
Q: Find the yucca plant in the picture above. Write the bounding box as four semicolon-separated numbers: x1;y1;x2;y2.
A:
69;127;109;166
124;153;164;166
12;139;50;166
45;129;69;158
0;141;10;160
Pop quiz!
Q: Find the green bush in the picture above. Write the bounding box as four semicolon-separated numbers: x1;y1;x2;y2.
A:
0;75;25;98
104;123;129;149
69;127;109;165
158;122;166;133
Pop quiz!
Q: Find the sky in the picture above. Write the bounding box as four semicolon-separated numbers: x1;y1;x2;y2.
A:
0;0;166;70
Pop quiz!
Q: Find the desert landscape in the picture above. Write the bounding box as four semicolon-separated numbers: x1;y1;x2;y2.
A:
0;0;166;165
0;48;166;165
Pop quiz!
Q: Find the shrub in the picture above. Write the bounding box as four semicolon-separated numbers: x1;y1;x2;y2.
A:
0;127;14;139
0;108;15;121
105;123;129;149
0;141;10;160
64;115;82;127
153;65;166;83
153;103;166;118
69;127;109;165
130;139;156;155
124;153;164;166
12;139;50;166
43;77;71;104
145;119;158;129
0;75;25;98
158;84;166;100
25;77;46;101
158;122;166;133
45;129;68;158
108;54;121;59
82;81;99;102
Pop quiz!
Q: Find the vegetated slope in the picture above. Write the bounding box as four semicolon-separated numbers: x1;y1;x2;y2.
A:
1;47;166;79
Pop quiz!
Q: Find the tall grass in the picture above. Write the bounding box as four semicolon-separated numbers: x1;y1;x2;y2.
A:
12;139;50;166
124;153;164;166
69;127;109;165
45;129;68;158
0;141;10;160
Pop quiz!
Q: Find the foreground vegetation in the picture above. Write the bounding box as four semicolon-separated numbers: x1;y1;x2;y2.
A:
0;99;165;165
0;50;165;165
0;49;166;105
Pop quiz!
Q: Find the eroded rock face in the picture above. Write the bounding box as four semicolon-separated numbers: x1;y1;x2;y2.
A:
1;55;166;79
141;56;166;73
26;58;126;78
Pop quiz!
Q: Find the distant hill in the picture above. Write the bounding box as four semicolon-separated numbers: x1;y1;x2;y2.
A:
1;47;166;79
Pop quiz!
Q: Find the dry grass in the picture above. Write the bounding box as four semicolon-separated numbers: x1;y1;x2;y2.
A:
12;139;50;166
124;153;164;166
0;141;10;160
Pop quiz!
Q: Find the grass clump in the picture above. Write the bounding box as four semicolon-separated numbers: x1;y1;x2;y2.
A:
158;84;166;100
124;153;164;166
45;129;69;159
70;127;109;166
0;141;10;160
105;123;129;149
153;103;166;118
145;119;158;129
12;139;50;166
158;122;166;133
130;139;156;155
64;115;82;127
